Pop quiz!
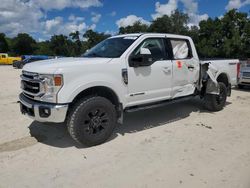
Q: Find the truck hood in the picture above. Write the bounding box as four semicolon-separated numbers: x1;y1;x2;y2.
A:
23;57;113;74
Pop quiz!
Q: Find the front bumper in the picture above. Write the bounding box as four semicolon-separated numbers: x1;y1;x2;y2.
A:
19;93;68;123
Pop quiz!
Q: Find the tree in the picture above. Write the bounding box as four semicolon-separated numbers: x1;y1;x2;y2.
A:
82;30;111;52
242;21;250;58
35;41;53;56
49;35;74;56
1;9;249;59
119;21;149;34
0;33;9;53
220;9;249;58
70;31;82;56
197;18;223;58
12;33;37;55
188;26;199;45
70;31;80;41
149;10;189;34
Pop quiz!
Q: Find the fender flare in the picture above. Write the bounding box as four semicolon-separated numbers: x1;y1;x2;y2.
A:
201;62;230;95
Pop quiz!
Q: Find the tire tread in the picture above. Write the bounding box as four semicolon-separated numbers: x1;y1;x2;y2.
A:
67;96;116;146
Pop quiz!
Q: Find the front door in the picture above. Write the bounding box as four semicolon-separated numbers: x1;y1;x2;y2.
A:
126;37;173;107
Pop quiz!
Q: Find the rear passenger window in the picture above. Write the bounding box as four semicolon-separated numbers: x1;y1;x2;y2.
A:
170;39;192;59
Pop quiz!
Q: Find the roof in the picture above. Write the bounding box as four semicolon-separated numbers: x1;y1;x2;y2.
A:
110;33;191;40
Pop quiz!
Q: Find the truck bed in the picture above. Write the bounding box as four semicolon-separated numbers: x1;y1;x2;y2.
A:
200;59;239;86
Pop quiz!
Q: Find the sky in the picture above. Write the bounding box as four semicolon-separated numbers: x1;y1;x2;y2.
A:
0;0;250;41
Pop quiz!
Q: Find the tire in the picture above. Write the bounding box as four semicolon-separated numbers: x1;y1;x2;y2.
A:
238;84;244;89
204;82;227;112
67;96;117;146
19;63;24;69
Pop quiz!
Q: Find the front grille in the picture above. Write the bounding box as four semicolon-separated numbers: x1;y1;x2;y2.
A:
22;80;40;94
21;71;44;98
242;72;250;78
22;74;34;79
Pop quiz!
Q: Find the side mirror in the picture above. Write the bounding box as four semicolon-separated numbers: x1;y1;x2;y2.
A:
129;48;153;67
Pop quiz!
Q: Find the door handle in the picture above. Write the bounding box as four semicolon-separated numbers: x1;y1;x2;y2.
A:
163;67;171;74
188;65;195;70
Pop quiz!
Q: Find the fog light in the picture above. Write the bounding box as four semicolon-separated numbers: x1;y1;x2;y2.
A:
39;107;51;118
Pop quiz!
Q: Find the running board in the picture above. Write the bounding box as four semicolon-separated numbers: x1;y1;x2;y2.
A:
125;95;195;113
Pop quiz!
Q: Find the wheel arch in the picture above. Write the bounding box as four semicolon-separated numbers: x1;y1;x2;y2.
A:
67;85;123;123
216;72;231;96
216;72;230;87
201;70;231;97
71;86;120;107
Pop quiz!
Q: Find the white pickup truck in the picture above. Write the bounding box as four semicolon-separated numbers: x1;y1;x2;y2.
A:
19;33;239;146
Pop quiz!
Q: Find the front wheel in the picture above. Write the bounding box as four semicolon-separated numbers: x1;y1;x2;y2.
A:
67;96;117;147
204;82;227;112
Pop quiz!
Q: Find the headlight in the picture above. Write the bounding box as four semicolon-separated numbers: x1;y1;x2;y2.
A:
38;74;63;103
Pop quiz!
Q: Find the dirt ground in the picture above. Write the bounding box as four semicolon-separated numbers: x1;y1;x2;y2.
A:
0;65;250;188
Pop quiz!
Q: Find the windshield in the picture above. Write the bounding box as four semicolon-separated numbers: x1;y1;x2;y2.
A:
82;37;138;58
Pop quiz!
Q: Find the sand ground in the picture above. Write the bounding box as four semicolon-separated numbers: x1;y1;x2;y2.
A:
0;65;250;188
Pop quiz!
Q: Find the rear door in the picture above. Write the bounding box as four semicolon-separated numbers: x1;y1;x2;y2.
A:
169;38;200;98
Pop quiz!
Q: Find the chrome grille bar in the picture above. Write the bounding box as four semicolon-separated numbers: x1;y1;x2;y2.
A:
21;71;45;98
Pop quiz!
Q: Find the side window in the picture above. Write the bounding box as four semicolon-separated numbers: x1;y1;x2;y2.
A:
132;38;168;62
170;39;192;59
2;55;7;58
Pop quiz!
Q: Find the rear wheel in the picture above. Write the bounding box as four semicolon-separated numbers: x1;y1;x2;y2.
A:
67;96;117;146
204;82;227;111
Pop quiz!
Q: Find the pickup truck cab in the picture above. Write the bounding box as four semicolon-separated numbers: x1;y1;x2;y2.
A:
0;53;21;65
19;33;239;146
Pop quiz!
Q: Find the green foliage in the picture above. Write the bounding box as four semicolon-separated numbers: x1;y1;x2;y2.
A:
82;30;111;50
70;31;82;56
220;10;249;58
49;35;74;56
149;10;189;35
34;41;53;56
196;9;250;58
118;9;250;59
1;9;250;59
0;33;9;53
12;33;37;55
197;18;224;58
118;10;189;35
119;21;149;34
